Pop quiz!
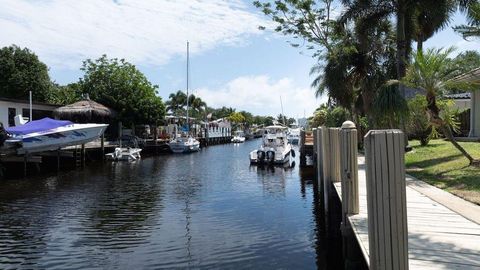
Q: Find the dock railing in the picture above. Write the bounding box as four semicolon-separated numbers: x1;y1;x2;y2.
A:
314;122;409;270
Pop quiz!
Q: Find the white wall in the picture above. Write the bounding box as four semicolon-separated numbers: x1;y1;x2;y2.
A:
470;91;480;137
0;100;57;127
452;99;471;111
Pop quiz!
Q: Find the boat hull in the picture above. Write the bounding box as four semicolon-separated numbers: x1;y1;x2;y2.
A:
105;147;142;161
168;142;200;154
231;137;246;143
8;124;108;154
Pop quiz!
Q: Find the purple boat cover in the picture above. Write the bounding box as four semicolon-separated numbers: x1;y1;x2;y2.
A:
6;117;73;135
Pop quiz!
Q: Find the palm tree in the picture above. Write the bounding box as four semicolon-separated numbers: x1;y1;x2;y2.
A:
188;94;207;118
166;90;187;115
312;18;397;127
394;48;479;165
341;0;476;92
454;2;480;39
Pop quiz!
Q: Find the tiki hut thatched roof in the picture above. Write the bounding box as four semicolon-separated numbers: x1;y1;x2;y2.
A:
53;98;115;123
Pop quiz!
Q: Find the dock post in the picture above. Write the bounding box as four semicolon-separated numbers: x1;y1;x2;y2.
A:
101;134;105;160
81;143;86;168
299;130;306;167
57;148;61;172
340;121;359;219
330;128;341;183
315;127;323;190
365;130;408;270
23;153;28;177
340;121;360;268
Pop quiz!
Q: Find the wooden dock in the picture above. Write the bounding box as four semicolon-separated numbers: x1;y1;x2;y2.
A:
334;158;480;269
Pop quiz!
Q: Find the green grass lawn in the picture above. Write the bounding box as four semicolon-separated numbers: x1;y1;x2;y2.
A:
405;139;480;205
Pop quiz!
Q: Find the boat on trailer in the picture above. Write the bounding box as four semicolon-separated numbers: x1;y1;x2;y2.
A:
249;125;294;165
4;117;108;154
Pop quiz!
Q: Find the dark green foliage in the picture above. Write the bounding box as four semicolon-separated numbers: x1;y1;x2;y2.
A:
78;55;165;126
454;2;480;39
47;83;82;105
0;45;52;101
253;0;335;57
165;90;206;119
308;105;350;128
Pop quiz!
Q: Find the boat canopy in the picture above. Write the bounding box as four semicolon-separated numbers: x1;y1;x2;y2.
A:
6;117;73;135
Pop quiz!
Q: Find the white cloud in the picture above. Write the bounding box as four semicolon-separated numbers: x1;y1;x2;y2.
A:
196;75;325;117
453;39;480;56
0;0;267;69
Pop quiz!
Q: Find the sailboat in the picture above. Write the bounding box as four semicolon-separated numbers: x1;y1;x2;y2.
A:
168;41;201;154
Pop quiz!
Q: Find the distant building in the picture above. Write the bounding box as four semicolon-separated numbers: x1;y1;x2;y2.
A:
0;98;59;127
444;93;471;111
452;67;480;138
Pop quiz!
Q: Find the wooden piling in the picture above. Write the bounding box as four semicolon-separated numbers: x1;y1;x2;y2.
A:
340;121;359;218
57;148;61;172
364;130;408;270
81;143;86;168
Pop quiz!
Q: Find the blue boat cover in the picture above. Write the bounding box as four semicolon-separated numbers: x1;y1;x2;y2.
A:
6;117;73;135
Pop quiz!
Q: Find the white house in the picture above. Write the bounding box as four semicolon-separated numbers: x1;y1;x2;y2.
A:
0;98;59;127
453;67;480;138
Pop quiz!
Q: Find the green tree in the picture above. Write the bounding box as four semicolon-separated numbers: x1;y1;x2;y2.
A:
212;106;236;119
78;55;165;126
188;94;207;119
454;2;480;39
0;45;52;101
341;0;474;97
166;90;187;116
228;112;246;126
253;0;335;57
46;83;82;105
448;50;480;78
396;48;479;165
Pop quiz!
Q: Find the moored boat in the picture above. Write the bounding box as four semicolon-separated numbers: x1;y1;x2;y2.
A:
287;126;301;145
249;125;294;165
105;147;142;161
168;135;200;153
231;130;246;143
4;117;108;154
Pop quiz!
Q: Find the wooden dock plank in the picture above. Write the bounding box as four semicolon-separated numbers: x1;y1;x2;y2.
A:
333;158;480;269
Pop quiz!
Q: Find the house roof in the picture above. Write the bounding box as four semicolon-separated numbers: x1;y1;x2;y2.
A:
445;92;471;100
452;67;480;82
0;97;60;107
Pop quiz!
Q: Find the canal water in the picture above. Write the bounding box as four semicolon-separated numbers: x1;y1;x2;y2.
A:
0;139;343;269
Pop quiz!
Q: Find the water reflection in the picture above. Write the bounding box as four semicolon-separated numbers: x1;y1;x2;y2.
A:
0;140;343;269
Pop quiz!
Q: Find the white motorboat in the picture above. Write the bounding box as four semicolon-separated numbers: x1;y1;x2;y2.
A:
4;117;108;154
231;130;246;143
287;126;301;145
168;135;200;153
249;125;295;165
105;147;142;161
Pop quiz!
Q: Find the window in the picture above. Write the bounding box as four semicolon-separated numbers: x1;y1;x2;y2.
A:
22;109;53;121
8;108;16;127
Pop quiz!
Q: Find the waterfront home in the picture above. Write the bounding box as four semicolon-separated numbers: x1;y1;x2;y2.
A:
452;67;480;138
0;98;59;127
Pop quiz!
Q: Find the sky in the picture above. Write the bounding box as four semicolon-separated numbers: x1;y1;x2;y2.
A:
0;0;479;118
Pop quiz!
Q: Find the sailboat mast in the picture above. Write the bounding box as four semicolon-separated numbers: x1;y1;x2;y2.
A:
280;95;286;125
186;41;189;132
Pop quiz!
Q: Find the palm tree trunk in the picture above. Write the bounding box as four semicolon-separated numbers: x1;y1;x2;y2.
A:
426;93;477;165
397;7;409;147
417;36;423;52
